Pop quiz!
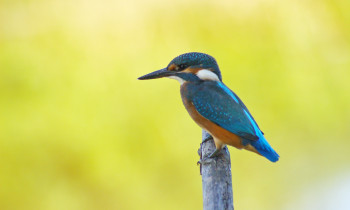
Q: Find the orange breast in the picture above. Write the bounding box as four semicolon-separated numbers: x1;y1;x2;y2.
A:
180;83;261;155
180;91;242;150
188;102;243;148
188;101;261;155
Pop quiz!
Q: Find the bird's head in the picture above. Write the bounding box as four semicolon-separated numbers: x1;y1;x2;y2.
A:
138;52;222;84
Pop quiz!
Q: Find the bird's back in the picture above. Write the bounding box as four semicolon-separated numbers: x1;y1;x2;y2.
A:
181;80;279;162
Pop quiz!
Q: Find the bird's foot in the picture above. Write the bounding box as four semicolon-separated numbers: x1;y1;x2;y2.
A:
208;148;222;158
197;136;219;174
201;135;213;145
197;148;222;166
197;156;214;166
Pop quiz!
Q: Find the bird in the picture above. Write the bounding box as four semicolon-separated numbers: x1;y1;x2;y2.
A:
138;52;279;162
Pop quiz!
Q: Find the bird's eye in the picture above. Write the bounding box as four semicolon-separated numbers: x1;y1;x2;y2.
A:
178;64;186;70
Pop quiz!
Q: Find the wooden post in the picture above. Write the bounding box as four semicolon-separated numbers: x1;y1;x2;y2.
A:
198;130;234;210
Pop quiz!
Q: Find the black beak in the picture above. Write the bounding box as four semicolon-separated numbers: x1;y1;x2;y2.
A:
138;68;175;80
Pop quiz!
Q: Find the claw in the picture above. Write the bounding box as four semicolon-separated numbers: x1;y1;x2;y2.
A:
208;148;222;158
197;156;215;165
198;135;218;175
201;135;213;145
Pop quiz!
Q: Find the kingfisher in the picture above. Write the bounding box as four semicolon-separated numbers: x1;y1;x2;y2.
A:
138;52;279;162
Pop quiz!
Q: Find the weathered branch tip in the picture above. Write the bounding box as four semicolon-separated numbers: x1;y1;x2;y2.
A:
199;130;234;210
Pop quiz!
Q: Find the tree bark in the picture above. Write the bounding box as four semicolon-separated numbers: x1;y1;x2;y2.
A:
199;130;234;210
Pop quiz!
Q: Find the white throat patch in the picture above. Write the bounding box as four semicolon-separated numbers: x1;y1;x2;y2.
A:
168;76;185;85
196;69;220;81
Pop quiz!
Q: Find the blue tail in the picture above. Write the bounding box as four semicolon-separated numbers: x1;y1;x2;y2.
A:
250;135;279;162
242;109;279;162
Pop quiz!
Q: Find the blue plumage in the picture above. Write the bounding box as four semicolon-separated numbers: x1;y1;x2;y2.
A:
139;52;279;162
217;82;239;103
243;110;279;162
168;52;222;81
184;80;279;162
186;81;258;141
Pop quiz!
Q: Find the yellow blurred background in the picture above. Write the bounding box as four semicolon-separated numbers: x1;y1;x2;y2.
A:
1;0;349;209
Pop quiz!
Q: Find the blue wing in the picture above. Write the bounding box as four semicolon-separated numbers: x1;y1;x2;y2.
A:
186;81;259;141
185;80;279;162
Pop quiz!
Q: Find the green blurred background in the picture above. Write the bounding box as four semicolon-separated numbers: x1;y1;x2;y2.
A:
1;0;349;209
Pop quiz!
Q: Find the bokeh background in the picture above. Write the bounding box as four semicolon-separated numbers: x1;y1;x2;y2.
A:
1;0;349;209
